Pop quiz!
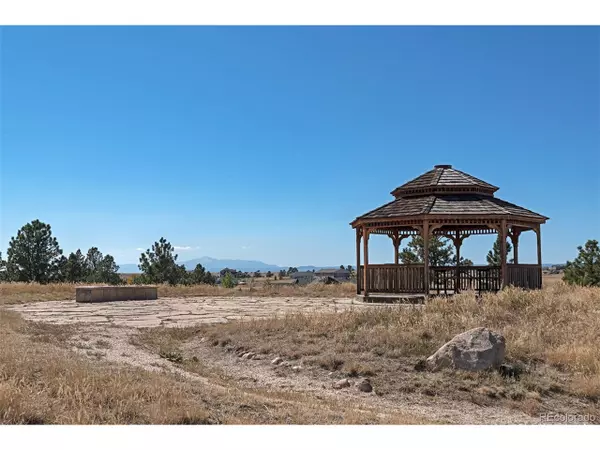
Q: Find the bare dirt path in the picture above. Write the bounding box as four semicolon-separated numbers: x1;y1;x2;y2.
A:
56;322;538;424
5;296;541;424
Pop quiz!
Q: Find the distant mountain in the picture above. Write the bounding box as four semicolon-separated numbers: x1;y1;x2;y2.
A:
117;258;561;274
117;257;340;274
182;257;283;272
118;263;141;273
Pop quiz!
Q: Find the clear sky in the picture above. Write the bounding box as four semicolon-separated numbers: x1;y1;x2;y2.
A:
1;26;598;267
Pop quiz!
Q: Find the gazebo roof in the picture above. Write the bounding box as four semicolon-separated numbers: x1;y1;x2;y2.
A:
352;164;548;226
391;164;498;198
356;194;547;221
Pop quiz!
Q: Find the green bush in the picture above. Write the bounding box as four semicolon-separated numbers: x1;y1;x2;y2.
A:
221;272;236;289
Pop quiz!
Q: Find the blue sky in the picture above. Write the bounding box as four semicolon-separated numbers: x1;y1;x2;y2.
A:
1;26;598;267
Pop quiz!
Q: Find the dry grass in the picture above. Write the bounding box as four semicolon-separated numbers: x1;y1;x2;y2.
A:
3;278;598;423
0;281;356;305
0;274;564;305
0;311;212;424
198;283;600;372
542;273;564;287
0;309;421;424
139;282;600;419
159;282;356;298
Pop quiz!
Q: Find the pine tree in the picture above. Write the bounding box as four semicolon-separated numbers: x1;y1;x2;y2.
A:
82;247;121;284
189;263;215;285
65;249;87;282
6;220;64;283
563;240;600;287
399;236;455;266
138;237;187;285
346;265;355;278
486;236;513;266
0;251;7;281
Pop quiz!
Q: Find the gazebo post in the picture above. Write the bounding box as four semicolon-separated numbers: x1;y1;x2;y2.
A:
454;230;461;294
423;220;430;296
363;227;370;298
536;224;542;266
536;225;542;289
391;230;400;265
509;229;521;264
355;227;361;295
500;219;507;288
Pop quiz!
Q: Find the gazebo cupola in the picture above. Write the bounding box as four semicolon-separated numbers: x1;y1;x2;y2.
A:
350;164;549;299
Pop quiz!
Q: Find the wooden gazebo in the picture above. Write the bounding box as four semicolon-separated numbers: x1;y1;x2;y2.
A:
350;164;548;298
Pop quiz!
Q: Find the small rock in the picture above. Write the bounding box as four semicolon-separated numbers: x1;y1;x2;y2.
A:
333;378;350;389
271;357;283;365
200;337;207;343
414;359;427;372
356;378;373;393
291;365;302;371
244;352;255;360
498;363;522;380
328;371;336;378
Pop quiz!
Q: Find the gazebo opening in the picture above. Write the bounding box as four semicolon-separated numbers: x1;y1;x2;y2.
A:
350;164;549;300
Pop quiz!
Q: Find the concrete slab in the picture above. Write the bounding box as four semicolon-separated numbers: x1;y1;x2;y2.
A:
75;286;158;303
7;296;367;328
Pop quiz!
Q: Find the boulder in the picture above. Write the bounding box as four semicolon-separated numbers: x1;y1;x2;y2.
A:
425;327;505;372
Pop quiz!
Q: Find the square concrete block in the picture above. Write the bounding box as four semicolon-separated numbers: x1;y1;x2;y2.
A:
75;286;158;303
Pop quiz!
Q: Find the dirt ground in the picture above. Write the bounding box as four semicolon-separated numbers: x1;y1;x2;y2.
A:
5;295;576;425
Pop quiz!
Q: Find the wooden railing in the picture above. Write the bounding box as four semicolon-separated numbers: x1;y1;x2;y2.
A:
430;266;501;294
359;264;424;293
506;264;542;290
359;264;541;294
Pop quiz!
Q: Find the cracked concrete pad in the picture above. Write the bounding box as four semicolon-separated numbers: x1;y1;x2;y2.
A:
6;296;364;328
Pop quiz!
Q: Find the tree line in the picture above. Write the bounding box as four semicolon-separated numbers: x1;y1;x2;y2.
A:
1;219;597;287
0;220;214;286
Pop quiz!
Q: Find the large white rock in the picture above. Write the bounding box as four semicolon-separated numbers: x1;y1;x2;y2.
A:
426;327;505;372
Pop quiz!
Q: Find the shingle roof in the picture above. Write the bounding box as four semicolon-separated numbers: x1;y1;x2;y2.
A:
352;165;548;225
391;164;498;198
357;194;548;221
290;271;315;277
316;268;349;274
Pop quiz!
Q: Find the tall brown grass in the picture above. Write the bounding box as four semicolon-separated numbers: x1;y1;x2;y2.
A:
0;311;214;424
0;309;421;424
200;283;599;362
189;283;600;399
0;281;356;305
